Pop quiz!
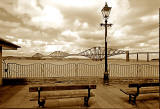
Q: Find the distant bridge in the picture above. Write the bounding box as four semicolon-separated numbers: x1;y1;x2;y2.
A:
48;47;159;61
129;51;159;62
129;52;159;54
78;47;126;60
49;47;126;60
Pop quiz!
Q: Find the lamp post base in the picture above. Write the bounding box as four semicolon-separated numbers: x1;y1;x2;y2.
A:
104;72;109;85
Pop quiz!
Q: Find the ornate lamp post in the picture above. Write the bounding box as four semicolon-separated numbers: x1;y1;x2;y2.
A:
100;2;112;84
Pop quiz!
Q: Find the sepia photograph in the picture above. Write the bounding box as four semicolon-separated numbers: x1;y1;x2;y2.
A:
0;0;159;108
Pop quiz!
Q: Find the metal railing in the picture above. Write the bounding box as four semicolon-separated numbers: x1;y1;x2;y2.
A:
2;63;159;79
108;64;159;79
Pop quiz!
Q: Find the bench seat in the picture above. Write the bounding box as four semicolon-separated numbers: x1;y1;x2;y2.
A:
120;87;159;95
120;82;159;104
29;85;96;92
30;91;95;101
29;84;96;107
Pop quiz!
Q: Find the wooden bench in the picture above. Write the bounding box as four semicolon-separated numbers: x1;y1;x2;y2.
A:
120;82;159;104
29;84;96;107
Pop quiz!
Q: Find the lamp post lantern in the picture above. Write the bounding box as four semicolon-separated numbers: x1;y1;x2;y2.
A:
100;2;112;84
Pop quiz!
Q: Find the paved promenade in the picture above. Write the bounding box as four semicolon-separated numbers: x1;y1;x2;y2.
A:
0;83;159;108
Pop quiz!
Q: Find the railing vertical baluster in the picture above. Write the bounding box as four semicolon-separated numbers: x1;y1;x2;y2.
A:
55;64;56;77
18;64;19;78
18;65;20;78
26;65;28;78
22;65;23;78
32;64;36;78
20;65;22;79
153;65;155;78
119;64;120;78
49;64;50;77
29;64;30;78
31;64;33;78
118;64;120;78
7;64;9;78
32;64;33;78
34;64;36;78
22;65;24;78
2;62;158;82
28;65;29;78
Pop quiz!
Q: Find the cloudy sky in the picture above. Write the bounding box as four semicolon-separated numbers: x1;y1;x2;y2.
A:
0;0;159;56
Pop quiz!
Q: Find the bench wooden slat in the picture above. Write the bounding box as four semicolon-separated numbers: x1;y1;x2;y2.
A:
120;89;137;95
29;85;96;92
129;83;160;87
121;82;159;104
120;87;159;95
30;92;95;101
139;88;159;94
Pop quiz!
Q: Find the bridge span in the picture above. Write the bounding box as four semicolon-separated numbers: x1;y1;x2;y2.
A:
47;47;159;62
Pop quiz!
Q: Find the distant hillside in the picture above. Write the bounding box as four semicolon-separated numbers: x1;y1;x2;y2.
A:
2;56;42;60
32;53;44;58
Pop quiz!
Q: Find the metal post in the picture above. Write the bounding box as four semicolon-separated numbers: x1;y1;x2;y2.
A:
104;19;109;84
105;20;108;73
0;46;2;85
159;8;160;104
101;2;112;84
137;53;139;62
147;52;149;62
126;51;129;62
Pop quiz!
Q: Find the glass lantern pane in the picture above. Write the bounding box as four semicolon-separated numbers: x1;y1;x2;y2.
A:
101;6;111;18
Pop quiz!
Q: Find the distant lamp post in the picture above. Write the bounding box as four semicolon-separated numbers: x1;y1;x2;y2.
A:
100;2;112;84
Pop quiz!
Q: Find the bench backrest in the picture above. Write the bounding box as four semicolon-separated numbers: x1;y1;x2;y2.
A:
129;82;160;88
29;85;96;92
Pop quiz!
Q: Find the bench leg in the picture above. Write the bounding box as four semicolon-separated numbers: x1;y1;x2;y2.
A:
84;97;89;107
129;95;137;105
38;99;45;108
38;88;45;108
133;96;137;104
129;95;131;103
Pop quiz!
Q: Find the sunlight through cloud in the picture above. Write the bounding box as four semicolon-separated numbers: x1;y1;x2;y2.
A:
31;6;64;29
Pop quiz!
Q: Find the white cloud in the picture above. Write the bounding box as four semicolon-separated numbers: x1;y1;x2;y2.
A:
109;0;130;23
25;40;32;47
61;30;79;38
139;43;145;47
73;19;88;29
82;22;88;29
6;35;14;39
112;25;131;38
12;39;32;48
45;45;63;52
31;6;64;29
16;0;41;16
50;0;100;7
74;19;81;27
140;15;158;23
13;39;25;46
33;40;48;45
0;0;159;56
15;0;64;29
